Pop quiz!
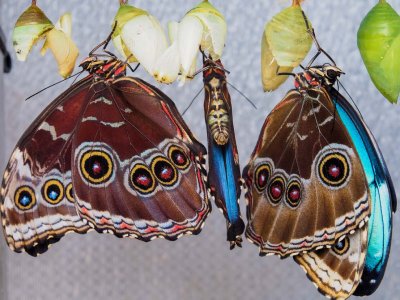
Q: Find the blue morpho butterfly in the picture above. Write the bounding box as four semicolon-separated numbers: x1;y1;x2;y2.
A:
243;37;396;298
186;55;246;248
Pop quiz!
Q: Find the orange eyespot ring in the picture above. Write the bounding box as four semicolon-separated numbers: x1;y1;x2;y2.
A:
130;164;157;195
318;152;349;188
151;156;178;187
42;179;64;205
254;163;271;193
66;183;74;203
267;176;286;205
15;186;36;211
332;236;350;256
286;180;302;208
80;150;113;185
168;146;190;170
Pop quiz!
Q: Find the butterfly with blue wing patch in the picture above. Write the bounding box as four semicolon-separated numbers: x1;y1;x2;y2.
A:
244;29;395;298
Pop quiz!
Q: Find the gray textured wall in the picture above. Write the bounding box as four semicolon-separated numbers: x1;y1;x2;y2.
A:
1;1;399;299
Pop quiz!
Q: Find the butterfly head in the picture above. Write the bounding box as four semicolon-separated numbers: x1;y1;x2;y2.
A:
307;65;344;87
294;65;344;92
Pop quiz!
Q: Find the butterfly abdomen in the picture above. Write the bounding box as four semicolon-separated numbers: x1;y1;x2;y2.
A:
205;77;230;146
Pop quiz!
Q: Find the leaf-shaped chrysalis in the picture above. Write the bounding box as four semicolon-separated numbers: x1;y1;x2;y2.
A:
358;0;400;103
261;0;312;92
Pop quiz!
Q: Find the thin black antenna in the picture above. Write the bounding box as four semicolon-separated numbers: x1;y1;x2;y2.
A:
25;71;84;101
227;81;257;109
182;86;203;116
337;79;363;118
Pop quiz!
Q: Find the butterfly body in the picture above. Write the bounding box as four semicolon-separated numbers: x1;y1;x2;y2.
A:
1;54;210;255
203;59;244;248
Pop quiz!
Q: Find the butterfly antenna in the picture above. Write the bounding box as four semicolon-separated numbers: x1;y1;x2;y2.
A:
25;71;84;101
337;79;364;118
182;86;203;116
70;68;86;86
227;81;257;109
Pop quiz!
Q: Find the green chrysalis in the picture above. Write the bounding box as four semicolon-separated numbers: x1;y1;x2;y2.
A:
358;0;400;103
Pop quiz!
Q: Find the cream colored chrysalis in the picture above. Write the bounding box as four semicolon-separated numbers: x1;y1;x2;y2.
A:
177;0;227;80
112;1;181;84
40;13;79;78
261;0;312;91
111;0;226;84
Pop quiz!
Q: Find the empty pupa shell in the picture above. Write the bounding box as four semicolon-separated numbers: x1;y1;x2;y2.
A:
12;4;54;61
41;13;79;78
358;0;400;103
261;3;312;91
261;33;293;92
266;4;312;67
112;4;147;63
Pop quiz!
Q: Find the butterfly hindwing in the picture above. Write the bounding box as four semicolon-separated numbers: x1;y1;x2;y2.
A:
244;87;370;256
294;226;368;299
72;77;210;240
0;77;93;255
203;61;245;247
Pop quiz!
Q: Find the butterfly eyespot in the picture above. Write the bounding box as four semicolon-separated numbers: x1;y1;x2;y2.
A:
42;179;64;205
66;183;74;203
80;150;114;185
267;176;286;205
151;156;178;187
129;164;156;195
254;163;271;193
168;146;190;170
332;236;350;256
286;179;302;208
318;152;350;188
14;186;36;211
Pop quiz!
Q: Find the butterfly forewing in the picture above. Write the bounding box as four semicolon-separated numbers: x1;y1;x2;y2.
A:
71;77;210;240
244;87;370;256
0;77;93;255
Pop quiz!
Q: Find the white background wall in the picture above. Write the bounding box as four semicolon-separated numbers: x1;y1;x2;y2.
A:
1;1;399;299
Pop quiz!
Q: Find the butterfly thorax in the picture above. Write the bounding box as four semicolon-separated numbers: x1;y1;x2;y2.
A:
79;56;127;80
204;61;230;146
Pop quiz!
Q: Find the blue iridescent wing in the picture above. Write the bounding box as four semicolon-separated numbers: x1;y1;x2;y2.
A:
331;88;396;295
